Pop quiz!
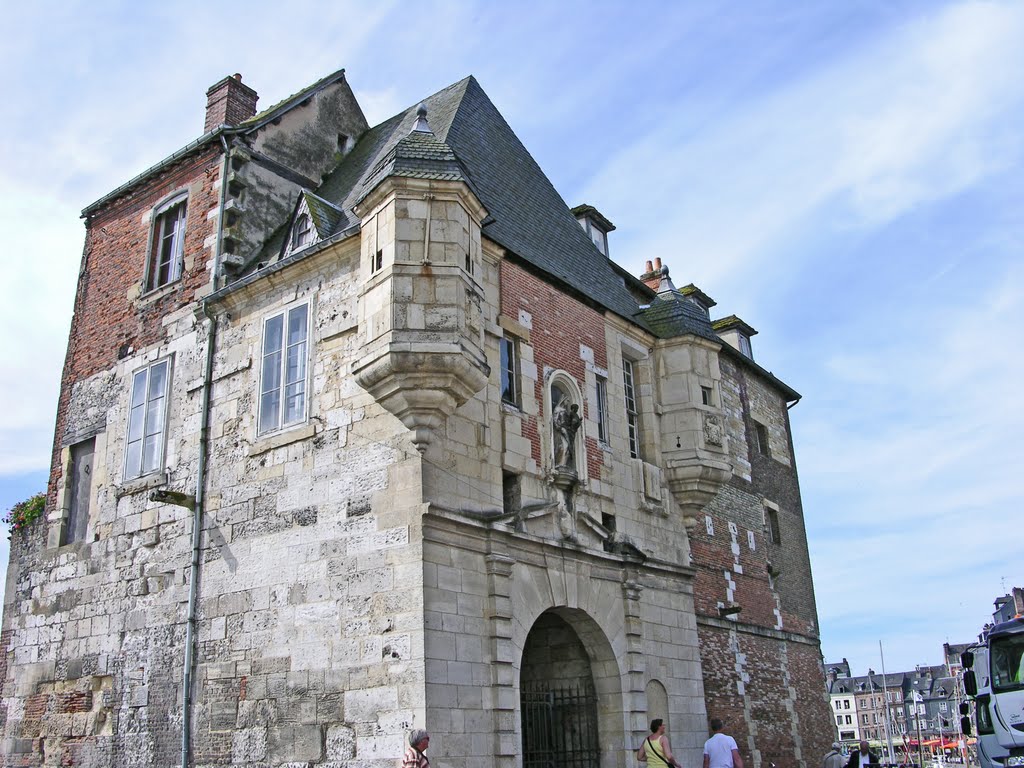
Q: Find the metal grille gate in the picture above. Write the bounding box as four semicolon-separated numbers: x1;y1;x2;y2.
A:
521;681;600;768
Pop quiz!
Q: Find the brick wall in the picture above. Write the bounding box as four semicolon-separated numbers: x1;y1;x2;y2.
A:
47;146;221;510
499;260;607;479
690;353;831;768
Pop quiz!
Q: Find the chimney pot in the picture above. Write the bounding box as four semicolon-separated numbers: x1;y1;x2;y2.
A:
645;260;653;273
205;74;259;134
654;257;662;270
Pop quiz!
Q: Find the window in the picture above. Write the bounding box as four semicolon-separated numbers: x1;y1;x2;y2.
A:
595;376;609;443
63;438;95;545
148;195;187;290
834;701;841;711
292;213;312;249
125;359;170;479
259;304;309;435
836;716;842;726
701;385;713;406
862;714;868;725
754;422;771;457
845;715;852;725
738;334;752;358
766;507;781;544
844;700;850;709
500;337;519;406
622;358;640;458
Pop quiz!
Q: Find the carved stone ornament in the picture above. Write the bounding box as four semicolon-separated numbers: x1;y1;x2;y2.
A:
703;413;723;446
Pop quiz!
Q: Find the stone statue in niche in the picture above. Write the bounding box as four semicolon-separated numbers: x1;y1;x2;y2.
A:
549;381;582;543
551;388;582;471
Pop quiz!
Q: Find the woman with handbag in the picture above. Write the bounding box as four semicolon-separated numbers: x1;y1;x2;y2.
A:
637;719;680;768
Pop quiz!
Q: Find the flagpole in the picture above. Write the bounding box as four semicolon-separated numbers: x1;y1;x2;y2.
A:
880;640;897;765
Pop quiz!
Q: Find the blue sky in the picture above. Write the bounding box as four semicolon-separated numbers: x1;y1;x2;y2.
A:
1;0;1020;675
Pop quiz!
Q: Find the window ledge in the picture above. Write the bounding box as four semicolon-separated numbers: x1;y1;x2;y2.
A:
248;422;317;457
137;279;183;306
114;471;168;499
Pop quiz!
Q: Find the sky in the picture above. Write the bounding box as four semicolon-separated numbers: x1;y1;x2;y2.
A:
0;0;1021;677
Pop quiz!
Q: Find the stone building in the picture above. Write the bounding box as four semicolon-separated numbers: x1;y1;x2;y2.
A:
0;69;831;768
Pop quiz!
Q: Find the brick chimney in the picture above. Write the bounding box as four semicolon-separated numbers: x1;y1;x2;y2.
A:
205;74;258;133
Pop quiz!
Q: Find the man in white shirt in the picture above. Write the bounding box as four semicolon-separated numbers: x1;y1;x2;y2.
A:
703;719;743;768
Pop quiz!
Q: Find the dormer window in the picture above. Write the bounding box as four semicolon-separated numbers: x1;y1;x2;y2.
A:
571;204;615;257
292;213;312;249
712;315;757;360
738;334;752;358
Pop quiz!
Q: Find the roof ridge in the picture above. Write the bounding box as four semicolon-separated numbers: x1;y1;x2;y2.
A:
238;67;349;131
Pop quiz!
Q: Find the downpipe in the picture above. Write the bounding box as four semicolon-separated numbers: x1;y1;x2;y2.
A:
180;301;216;768
179;137;229;767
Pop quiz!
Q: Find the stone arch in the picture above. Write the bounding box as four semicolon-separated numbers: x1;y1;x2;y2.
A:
509;564;630;768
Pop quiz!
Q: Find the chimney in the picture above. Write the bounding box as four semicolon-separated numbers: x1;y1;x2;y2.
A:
1014;586;1024;616
640;257;664;291
205;74;258;133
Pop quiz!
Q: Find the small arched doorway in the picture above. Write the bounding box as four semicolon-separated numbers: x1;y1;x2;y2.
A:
520;610;608;768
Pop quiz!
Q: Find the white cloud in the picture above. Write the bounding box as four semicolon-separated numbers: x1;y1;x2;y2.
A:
586;0;1024;300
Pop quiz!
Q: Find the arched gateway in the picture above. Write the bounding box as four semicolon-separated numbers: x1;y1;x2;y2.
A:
519;608;625;768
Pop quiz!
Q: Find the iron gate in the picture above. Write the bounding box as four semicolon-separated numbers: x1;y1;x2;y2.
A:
521;681;600;768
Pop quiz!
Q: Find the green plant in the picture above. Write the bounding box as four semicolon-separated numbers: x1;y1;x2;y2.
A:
4;492;46;533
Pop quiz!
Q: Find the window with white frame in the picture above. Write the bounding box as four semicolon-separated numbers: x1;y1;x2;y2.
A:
622;358;640;458
259;303;309;435
148;194;188;290
595;376;609;443
125;359;170;479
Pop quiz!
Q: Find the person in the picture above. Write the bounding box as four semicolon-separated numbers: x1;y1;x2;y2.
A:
637;719;679;768
703;718;743;768
403;729;430;768
824;742;845;768
845;740;878;768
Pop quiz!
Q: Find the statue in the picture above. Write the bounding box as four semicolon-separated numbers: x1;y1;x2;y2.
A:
552;400;582;470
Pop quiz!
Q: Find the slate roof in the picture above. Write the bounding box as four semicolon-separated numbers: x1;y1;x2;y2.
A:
301;191;343;239
358;122;469;197
258;76;709;338
637;292;722;344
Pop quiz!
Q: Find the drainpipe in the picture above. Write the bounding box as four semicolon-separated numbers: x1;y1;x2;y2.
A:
180;300;216;768
180;135;229;767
